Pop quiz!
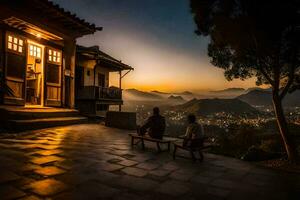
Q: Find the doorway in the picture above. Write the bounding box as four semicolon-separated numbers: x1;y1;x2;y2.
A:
25;41;44;106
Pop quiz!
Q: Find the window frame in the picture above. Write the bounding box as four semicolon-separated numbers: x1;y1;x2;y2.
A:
47;48;62;65
28;44;42;58
6;33;25;56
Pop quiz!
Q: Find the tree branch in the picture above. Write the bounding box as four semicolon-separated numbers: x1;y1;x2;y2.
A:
280;41;297;99
259;67;275;87
280;64;296;99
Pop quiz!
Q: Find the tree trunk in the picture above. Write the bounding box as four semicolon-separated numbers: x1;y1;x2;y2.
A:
272;93;298;162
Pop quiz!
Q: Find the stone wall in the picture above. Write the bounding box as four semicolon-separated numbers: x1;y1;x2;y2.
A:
105;111;136;130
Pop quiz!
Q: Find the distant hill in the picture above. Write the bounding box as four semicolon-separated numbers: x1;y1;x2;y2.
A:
237;89;300;107
176;98;258;116
244;87;271;93
208;88;246;98
211;88;245;93
168;95;185;101
123;89;163;101
151;90;170;95
237;90;272;106
175;91;193;95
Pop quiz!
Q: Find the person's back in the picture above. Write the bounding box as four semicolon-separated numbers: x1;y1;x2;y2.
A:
147;114;165;139
184;114;204;147
139;107;166;139
185;122;204;140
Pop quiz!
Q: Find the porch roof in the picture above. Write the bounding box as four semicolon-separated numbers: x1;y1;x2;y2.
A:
1;0;102;38
77;45;134;71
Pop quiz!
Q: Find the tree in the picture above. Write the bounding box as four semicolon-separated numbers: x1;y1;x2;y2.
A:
190;0;300;161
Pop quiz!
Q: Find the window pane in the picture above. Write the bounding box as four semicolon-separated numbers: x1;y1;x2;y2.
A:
19;39;23;46
46;64;60;84
57;57;60;63
49;50;52;55
13;44;18;51
49;55;52;61
14;37;18;44
53;56;57;62
6;53;26;79
53;51;57;56
18;46;22;53
37;52;41;58
8;42;12;49
8;35;13;42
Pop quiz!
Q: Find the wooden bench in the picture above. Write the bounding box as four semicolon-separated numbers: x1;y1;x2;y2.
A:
173;137;212;162
129;133;171;152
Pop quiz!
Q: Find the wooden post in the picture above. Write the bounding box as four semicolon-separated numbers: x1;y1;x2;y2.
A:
119;70;122;112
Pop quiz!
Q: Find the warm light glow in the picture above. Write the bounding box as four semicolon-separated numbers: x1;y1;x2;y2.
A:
7;34;23;53
36;33;41;38
48;49;61;64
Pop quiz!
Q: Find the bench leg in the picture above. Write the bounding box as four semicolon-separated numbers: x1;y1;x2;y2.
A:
141;138;145;150
190;150;196;162
156;142;161;152
173;145;177;160
131;136;134;147
199;150;204;162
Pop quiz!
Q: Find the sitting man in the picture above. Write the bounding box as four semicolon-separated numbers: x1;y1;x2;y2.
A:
138;107;166;139
183;114;204;147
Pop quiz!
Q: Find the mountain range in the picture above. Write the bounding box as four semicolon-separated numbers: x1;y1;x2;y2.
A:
176;98;259;116
237;89;300;107
123;87;300;108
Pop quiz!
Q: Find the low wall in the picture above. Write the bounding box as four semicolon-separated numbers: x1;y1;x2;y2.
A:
105;111;136;130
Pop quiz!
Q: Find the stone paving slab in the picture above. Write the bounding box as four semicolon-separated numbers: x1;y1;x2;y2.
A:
0;124;299;199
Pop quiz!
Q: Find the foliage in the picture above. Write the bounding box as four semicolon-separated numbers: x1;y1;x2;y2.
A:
259;138;284;153
190;0;300;90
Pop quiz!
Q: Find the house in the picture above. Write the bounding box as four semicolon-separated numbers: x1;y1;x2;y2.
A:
0;0;101;108
0;0;102;131
75;45;133;117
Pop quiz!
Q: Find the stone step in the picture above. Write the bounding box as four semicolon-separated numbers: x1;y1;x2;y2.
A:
0;108;80;120
5;117;88;132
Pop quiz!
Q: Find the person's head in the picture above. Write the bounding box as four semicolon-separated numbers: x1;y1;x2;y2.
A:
153;107;160;115
187;114;196;124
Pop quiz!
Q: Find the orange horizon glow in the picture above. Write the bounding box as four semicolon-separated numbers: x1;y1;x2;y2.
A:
79;15;265;93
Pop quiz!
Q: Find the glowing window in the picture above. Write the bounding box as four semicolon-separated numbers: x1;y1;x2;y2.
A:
29;44;41;58
48;49;61;64
7;35;24;53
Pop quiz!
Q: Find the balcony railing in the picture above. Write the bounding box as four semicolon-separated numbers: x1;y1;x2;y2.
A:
77;86;122;100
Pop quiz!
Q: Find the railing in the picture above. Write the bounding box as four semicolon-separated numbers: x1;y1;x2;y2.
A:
77;86;122;100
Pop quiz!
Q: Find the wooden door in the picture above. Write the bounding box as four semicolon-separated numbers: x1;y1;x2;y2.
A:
44;47;62;107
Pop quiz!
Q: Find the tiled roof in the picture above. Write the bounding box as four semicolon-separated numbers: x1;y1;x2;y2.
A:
42;0;102;32
77;45;133;70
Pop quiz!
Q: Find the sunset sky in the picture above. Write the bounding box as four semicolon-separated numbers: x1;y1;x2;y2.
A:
52;0;258;92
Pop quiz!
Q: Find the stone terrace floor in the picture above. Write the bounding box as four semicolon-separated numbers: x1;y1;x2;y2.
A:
0;124;299;200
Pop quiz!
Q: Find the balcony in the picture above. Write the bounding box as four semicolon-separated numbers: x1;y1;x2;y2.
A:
77;86;122;101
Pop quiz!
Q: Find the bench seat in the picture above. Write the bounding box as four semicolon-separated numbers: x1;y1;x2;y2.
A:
129;133;171;152
173;138;212;162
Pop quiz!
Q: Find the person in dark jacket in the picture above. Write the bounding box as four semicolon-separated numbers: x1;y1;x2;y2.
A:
138;107;166;139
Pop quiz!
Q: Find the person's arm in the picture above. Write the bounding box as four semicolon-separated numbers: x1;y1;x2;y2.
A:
185;125;192;139
141;117;152;129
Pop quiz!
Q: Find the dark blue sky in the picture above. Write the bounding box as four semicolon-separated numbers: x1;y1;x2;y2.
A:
52;0;255;91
